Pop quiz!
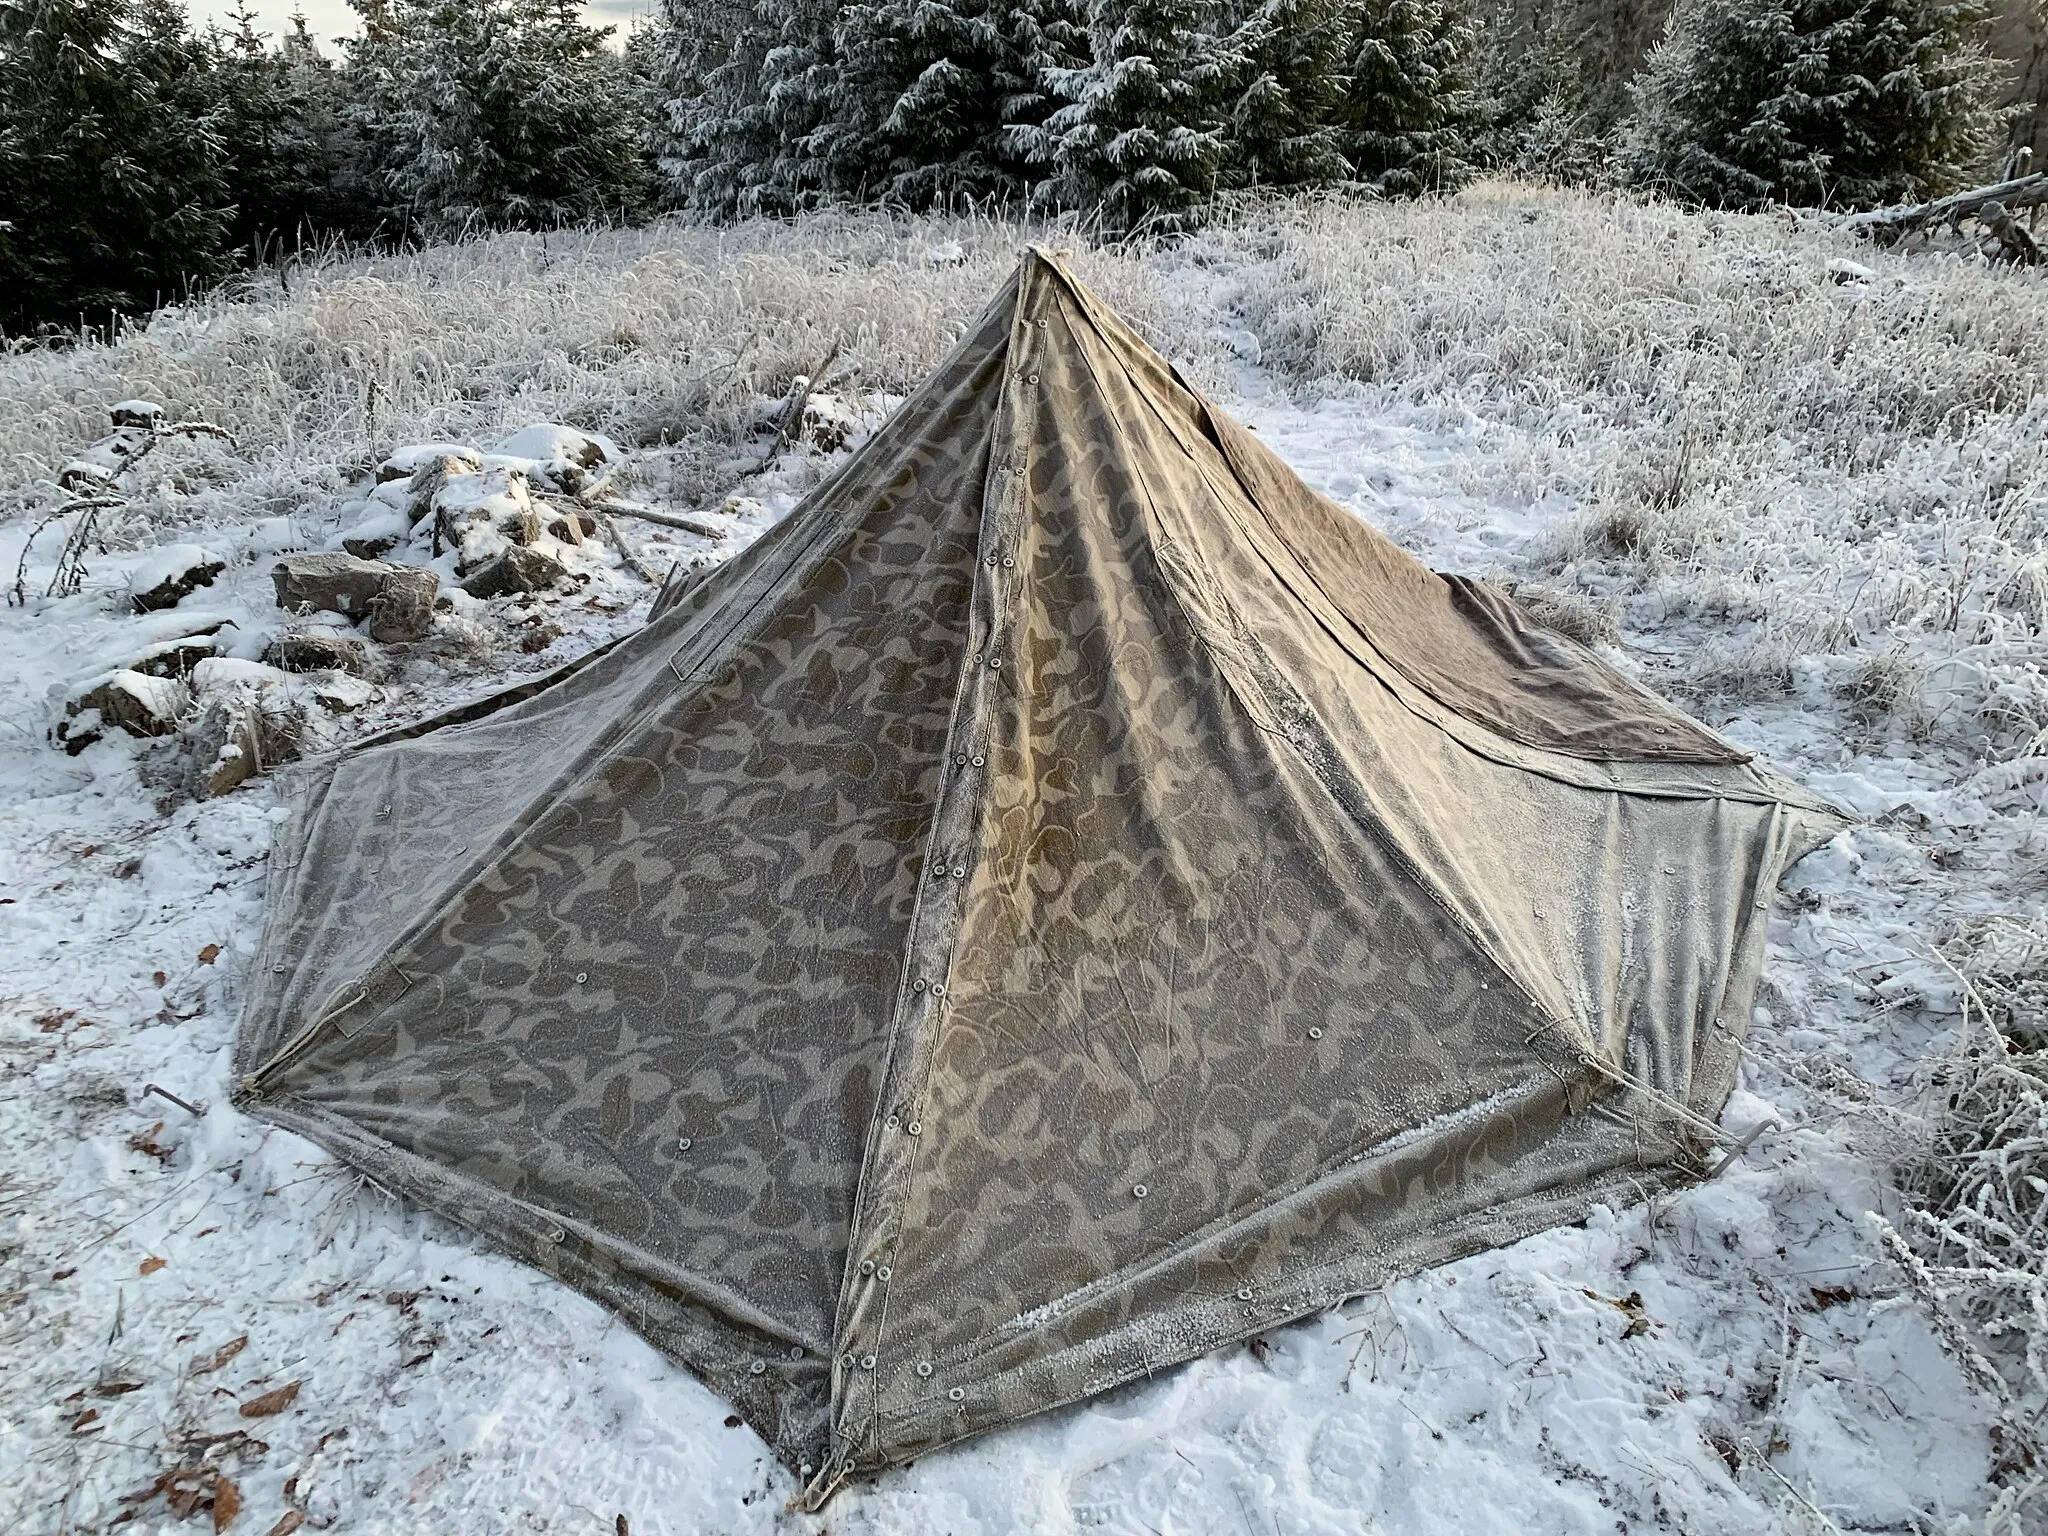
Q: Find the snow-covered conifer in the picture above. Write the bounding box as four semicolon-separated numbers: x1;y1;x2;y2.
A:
1620;0;2005;209
0;0;233;331
1335;0;1481;196
1221;0;1352;190
1033;0;1237;230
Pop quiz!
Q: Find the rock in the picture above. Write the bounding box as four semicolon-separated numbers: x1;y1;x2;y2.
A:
432;467;539;570
129;634;221;679
272;552;393;618
59;425;152;490
191;657;297;697
404;453;484;524
109;400;164;429
368;566;439;642
266;631;372;675
545;510;595;545
378;443;480;484
182;700;260;796
340;509;409;559
128;544;224;613
493;423;618;471
461;546;566;599
310;674;378;713
60;670;191;753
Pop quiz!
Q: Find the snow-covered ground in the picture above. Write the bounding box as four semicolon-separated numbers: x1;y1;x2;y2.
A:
2;191;2040;1534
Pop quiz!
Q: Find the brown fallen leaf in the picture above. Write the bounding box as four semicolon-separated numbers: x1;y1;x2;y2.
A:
239;1381;301;1417
69;1408;99;1432
193;1335;249;1375
92;1380;144;1397
213;1473;240;1530
197;943;221;964
51;1268;76;1281
139;1255;167;1276
263;1513;305;1536
152;970;169;987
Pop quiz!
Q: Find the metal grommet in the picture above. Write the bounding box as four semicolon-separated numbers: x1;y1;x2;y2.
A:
914;978;926;991
677;1136;693;1151
907;1120;922;1136
1027;374;1039;385
886;1114;900;1130
985;555;998;566
272;963;287;973
988;657;1001;669
878;1266;892;1281
1308;1027;1323;1040
1001;557;1014;568
749;1359;766;1375
860;1354;877;1370
951;867;965;879
930;983;946;998
575;972;589;984
933;867;948;881
1132;1184;1148;1199
917;1362;933;1378
789;1346;804;1360
547;1227;566;1244
955;753;968;764
971;755;984;767
1238;1287;1254;1301
1754;899;1768;909
948;1386;965;1401
859;1259;875;1276
842;1352;855;1368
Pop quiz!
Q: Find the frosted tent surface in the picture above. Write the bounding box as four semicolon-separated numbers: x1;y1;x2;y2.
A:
234;248;1843;1502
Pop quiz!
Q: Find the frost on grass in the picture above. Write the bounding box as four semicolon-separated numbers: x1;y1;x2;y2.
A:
2;189;2045;1533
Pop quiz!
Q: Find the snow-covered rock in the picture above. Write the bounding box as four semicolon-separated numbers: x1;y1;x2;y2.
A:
127;543;224;612
59;669;191;752
339;509;409;560
272;552;394;618
108;400;164;429
367;565;438;643
461;546;565;598
265;631;372;676
378;443;481;483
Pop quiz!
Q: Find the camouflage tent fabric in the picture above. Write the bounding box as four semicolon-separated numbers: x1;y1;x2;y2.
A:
235;248;1843;1504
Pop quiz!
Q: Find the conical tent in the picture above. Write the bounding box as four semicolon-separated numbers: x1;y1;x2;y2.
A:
236;249;1840;1501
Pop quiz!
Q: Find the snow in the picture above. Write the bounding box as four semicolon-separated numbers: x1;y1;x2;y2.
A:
2;199;2037;1535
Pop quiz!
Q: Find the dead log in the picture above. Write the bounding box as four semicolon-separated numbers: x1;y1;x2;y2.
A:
1843;171;2048;244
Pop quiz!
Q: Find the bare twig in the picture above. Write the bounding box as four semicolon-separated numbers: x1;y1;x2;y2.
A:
597;501;729;540
598;514;662;584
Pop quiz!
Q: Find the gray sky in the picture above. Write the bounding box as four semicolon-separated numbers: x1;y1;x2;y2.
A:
183;0;652;49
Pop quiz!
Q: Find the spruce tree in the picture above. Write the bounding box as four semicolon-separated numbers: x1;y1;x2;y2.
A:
1032;0;1237;231
345;0;651;239
647;0;837;215
1335;0;1481;196
823;0;1084;206
1620;0;2005;210
1221;0;1351;190
0;0;233;331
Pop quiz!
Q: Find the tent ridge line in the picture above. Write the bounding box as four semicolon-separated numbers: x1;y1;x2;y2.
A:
826;250;1058;1464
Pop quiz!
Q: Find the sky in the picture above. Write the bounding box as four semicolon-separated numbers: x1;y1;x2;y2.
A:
183;0;652;48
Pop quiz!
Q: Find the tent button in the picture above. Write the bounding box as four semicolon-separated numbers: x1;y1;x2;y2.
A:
971;755;984;767
988;657;1001;669
750;1359;767;1375
907;1121;922;1135
842;1353;856;1368
886;1115;900;1130
950;867;965;879
1132;1184;1148;1199
878;1266;892;1280
913;979;927;991
917;1362;933;1378
1027;375;1039;385
1002;557;1014;568
956;753;968;764
860;1260;875;1276
986;556;998;567
930;983;946;997
949;1387;966;1401
860;1355;877;1370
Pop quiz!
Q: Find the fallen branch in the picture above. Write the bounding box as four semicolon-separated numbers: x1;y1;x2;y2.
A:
1843;172;2048;244
598;514;663;584
597;501;730;540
